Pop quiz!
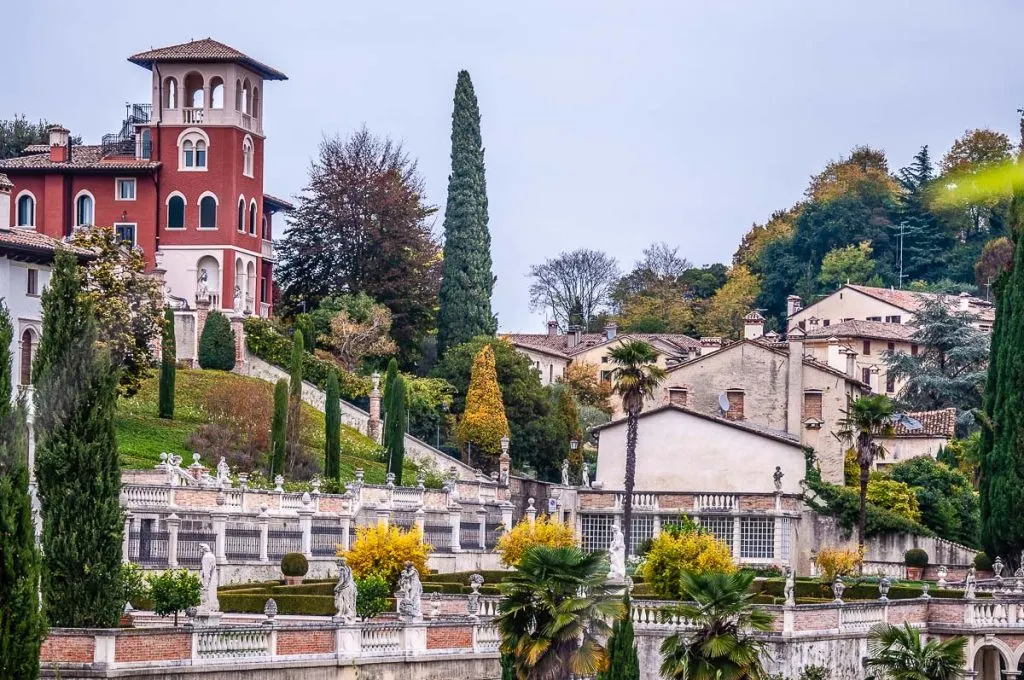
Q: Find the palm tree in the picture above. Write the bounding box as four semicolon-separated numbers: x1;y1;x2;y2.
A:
660;570;773;680
865;623;966;680
497;545;625;680
608;340;667;553
835;394;894;551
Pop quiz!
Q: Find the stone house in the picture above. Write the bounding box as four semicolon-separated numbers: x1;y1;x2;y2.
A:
802;319;919;396
786;284;995;334
649;331;869;484
874;407;957;470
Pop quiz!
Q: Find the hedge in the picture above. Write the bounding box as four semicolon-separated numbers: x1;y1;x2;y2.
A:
244;317;370;400
422;570;510;585
219;593;337;616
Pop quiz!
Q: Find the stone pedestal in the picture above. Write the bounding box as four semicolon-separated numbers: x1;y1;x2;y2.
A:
336;624;362;656
193;610;223;628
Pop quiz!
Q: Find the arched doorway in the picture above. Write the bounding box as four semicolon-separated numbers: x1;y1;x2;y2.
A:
20;329;34;386
974;645;1007;679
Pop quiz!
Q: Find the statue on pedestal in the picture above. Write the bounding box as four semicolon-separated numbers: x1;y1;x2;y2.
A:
773;466;784;492
783;566;795;606
333;556;358;623
199;543;219;613
608;525;626;583
397;562;423;619
581;462;591;489
561;459;570;486
196;268;210;303
964;565;977;600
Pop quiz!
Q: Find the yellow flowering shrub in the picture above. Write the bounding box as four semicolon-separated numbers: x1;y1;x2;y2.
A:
866;478;921;523
341;524;431;587
496;515;576;568
456;344;510;458
814;546;862;581
639;530;735;599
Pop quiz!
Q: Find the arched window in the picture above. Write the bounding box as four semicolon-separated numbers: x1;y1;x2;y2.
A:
234;79;242;111
249;200;257;235
15;193;35;227
252;87;260;119
20;329;34;386
199;194;218;229
242;135;254;177
242;78;251;114
182;140;194;167
183;72;204;108
195;140;207;168
140;128;152;159
237;197;245;232
167;194;186;229
163;77;178;109
74;192;94;226
210;77;225;109
262;214;269;240
178;129;210;171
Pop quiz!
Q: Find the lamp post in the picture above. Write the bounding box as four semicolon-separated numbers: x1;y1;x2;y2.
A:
569;439;579;452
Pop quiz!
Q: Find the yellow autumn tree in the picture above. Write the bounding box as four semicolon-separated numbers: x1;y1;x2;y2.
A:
342;524;430;587
699;264;761;339
456;344;510;460
496;515;577;567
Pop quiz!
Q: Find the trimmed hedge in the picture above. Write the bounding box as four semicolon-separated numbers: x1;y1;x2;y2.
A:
422;570;510;585
219;593;336;616
198;312;236;371
244;318;369;400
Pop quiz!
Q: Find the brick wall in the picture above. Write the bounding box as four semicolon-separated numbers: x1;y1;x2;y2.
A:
794;608;839;631
886;603;928;626
276;629;334;655
114;632;190;663
174;488;219;508
40;634;94;663
658;494;695;510
579;493;615;510
738;495;776;511
427;625;473;650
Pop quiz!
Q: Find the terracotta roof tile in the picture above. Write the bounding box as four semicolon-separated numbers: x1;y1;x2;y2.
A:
0;228;94;259
803;319;918;342
845;285;995;322
508;332;700;358
0;146;161;172
21;144;49;154
128;38;287;80
890;408;957;438
592;403;801;446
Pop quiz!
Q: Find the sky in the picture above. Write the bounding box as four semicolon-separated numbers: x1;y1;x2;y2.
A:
4;1;1024;332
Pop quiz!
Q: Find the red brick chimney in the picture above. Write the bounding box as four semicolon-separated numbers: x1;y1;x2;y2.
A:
48;125;70;163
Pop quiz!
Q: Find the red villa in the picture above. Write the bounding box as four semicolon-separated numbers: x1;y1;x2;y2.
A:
0;38;292;318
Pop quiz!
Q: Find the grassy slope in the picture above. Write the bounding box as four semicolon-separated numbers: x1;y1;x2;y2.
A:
115;368;415;484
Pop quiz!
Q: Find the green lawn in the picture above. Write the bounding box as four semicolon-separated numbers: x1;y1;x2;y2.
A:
115;368;413;484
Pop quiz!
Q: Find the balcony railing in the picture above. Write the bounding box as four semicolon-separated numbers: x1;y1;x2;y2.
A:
183;108;205;124
261;239;276;261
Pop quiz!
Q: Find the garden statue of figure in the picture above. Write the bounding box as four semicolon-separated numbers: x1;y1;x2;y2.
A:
581;462;591;488
784;566;795;606
561;459;570;486
196;268;210;302
199;543;219;613
397;562;422;619
964;565;977;600
773;466;784;492
333;556;357;623
216;457;230;486
608;525;626;583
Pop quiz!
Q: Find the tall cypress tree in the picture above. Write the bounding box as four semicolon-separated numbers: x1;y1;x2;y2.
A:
980;187;1024;564
0;303;45;678
436;70;496;357
324;371;341;481
385;375;407;485
34;251;123;627
286;330;304;460
270;379;288;479
382;356;400;441
597;602;640;680
158;307;176;419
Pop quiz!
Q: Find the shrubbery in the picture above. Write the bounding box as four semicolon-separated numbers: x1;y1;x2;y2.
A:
904;548;929;568
198;312;236;370
356;574;390;620
281;552;309;577
147;569;200;626
342;524;430;587
814;546;862;581
638;528;735;599
495;515;575;568
865;478;921;524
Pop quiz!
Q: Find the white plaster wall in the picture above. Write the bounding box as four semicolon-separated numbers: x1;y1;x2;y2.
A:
515;346;567;386
875;435;946;467
0;191;10;229
159;247;223;309
594;408;805;494
0;256;48;400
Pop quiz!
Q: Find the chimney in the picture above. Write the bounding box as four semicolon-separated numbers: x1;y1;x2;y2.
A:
786;327;805;436
786;294;803;318
0;175;10;231
845;348;857;379
547;320;558;337
700;337;723;352
567;325;582;349
604;322;617;341
743;310;765;340
959;292;971;312
48;125;69;163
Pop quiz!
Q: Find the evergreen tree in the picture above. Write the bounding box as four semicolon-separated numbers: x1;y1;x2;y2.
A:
455;344;510;467
555;386;584;483
895;146;954;283
436;71;496;356
385;375;407;485
270;379;288;479
197;311;236;371
34;251;123;627
500;653;516;680
158;307;176;419
295;314;316;353
0;303;44;678
597;602;640;680
324;372;341;481
979;188;1024;564
285;331;304;462
382;356;400;436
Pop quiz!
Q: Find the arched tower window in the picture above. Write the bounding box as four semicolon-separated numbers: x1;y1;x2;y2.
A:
184;72;205;108
262;214;269;240
242;78;251;114
163;77;178;109
140;128;152;159
249;200;257;236
74;192;94;226
167;194;186;229
199;194;218;229
178;129;210;171
252;87;260;119
210;77;225;109
242;135;254;177
15;192;35;227
237;197;245;232
20;329;35;386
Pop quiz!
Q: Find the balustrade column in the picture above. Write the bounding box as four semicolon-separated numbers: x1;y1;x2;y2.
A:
166;513;181;568
122;512;133;563
212;513;228;564
477;507;487;550
526;498;536;528
258;512;270;563
339;513;352;552
414;508;425;541
298;505;315;559
500;501;514;535
450;507;462;552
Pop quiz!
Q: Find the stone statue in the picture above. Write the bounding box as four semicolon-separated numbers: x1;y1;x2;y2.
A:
964;565;977;600
581;462;591;489
196;268;210;302
936;565;948;588
783;566;795;606
216;457;230;486
333;556;357;623
397;562;422;619
561;459;570;486
499;466;510;486
233;285;242;310
608;525;626;583
199;543;219;613
773;466;784;492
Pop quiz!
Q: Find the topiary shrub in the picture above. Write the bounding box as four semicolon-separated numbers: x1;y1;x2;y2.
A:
975;552;993;571
198;311;236;370
495;515;576;568
280;552;309;578
904;548;929;568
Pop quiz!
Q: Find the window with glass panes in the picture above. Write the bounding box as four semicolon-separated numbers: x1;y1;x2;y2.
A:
630;515;654;556
580;514;614;552
740;517;775;559
778;517;791;562
699;515;734;551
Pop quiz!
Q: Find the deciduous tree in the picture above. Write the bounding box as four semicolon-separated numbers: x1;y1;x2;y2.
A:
817;241;881;290
321;296;398;371
699;264;761;338
557;362;612;414
529;249;620;331
0;115;80;160
455;344;509;466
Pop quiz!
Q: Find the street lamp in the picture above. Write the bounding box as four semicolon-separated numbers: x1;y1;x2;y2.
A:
569;439;579;452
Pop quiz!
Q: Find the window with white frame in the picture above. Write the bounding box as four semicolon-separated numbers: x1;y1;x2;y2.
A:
26;268;38;296
630;515;654;556
699;515;734;551
248;200;257;235
74;192;94;226
114;223;136;247
15;193;35;227
115;178;136;201
167;194;186;229
580;514;614;552
778;517;791;563
199;194;218;229
242;135;254;177
739;517;775;559
178;129;209;170
237;197;245;232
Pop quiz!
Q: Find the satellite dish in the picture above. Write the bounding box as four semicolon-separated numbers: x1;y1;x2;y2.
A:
718;393;731;414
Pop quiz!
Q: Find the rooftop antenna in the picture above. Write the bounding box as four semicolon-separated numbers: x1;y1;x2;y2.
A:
717;393;730;416
897;221;908;289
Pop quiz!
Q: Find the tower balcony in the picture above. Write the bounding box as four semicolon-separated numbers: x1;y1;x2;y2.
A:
261;239;276;262
158;106;263;134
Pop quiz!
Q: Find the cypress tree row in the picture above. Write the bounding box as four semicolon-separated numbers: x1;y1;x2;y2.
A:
34;251;124;627
436;70;496;357
382;357;400;442
286;331;304;459
597;603;640;680
270;378;289;479
158;307;176;419
0;303;45;678
385;375;407;485
325;371;341;481
979;189;1024;563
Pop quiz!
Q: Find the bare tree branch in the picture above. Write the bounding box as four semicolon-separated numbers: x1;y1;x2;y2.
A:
528;249;619;330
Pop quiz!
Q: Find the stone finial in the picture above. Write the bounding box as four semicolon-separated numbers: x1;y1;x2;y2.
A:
192;453;202;465
994;556;1005;580
371;372;381;393
417;472;426;490
301;491;312;507
832;576;845;604
216;490;226;506
936;565;948;589
311;477;322;495
527;497;535;512
274;475;284;493
878;576;891;601
920;583;931;599
259;503;270;518
263;598;278;627
355;468;365;485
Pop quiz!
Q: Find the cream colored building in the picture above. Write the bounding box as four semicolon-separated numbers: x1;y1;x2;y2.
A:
787;284;995;334
802;319;918;396
874;408;957;470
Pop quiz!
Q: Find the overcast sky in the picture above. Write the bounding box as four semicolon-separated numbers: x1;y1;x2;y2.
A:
4;1;1024;331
